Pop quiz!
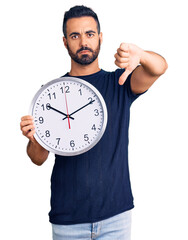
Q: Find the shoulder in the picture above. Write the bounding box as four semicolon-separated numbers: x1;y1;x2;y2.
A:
102;68;125;76
100;68;126;82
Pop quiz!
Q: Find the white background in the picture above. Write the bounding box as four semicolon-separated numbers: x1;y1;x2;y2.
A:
0;0;188;239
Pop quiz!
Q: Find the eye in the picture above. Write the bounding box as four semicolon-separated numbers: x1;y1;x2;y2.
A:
71;35;79;40
87;33;94;38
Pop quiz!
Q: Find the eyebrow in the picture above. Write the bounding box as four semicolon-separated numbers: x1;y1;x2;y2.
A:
86;30;96;34
69;30;96;37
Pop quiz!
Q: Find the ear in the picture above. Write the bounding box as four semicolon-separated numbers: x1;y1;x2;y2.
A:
99;32;103;45
63;37;68;49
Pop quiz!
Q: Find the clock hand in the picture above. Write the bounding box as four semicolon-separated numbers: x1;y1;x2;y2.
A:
62;100;95;120
64;87;71;129
48;105;74;120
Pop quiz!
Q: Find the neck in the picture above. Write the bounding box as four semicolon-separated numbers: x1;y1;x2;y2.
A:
69;59;100;76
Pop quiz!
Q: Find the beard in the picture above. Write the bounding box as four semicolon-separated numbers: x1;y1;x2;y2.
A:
67;40;101;65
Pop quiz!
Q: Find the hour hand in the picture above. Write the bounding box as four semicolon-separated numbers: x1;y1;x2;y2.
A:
62;100;95;120
48;105;74;120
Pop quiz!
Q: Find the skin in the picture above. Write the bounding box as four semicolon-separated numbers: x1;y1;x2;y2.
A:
20;16;168;166
20;115;49;166
114;43;168;93
63;17;103;76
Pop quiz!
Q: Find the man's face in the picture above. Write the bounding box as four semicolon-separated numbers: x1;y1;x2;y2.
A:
63;17;103;65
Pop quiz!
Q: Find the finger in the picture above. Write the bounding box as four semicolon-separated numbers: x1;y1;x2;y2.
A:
115;60;129;69
21;115;33;121
119;43;129;52
118;70;131;85
22;128;36;143
114;53;129;63
27;129;36;140
117;48;129;58
20;119;34;128
22;124;35;136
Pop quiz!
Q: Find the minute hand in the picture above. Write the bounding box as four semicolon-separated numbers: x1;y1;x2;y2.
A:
62;100;95;120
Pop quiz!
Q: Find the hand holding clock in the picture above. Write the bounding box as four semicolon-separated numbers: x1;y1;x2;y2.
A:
20;115;49;165
20;115;36;142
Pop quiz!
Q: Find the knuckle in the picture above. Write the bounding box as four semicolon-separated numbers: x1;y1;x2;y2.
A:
22;129;27;136
21;127;27;135
21;115;33;121
21;116;27;121
120;43;129;52
120;43;126;49
115;61;122;68
115;54;120;60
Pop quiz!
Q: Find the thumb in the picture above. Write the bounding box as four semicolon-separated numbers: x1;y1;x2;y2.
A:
118;69;131;85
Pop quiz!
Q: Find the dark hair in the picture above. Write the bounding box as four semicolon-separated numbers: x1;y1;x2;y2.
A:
63;5;101;38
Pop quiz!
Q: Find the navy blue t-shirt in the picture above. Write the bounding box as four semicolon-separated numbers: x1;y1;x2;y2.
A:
49;68;145;224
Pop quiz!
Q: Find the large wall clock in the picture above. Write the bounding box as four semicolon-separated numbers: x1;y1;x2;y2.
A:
30;77;108;156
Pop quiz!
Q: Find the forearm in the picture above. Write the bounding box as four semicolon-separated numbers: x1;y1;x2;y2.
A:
27;139;49;166
140;50;168;76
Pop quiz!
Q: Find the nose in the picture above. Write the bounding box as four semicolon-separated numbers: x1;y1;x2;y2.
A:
80;35;87;47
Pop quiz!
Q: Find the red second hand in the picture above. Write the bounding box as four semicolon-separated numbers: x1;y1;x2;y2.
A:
64;87;71;129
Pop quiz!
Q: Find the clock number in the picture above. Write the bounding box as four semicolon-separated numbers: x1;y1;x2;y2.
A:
70;140;75;147
78;89;82;95
84;134;89;141
46;103;51;110
48;92;56;100
56;138;61;145
41;103;50;111
39;117;44;124
66;86;70;93
60;86;70;93
45;130;50;137
41;104;45;111
91;124;96;131
94;109;99;116
88;97;93;103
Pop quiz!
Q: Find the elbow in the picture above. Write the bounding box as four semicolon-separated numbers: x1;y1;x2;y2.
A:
163;60;168;73
30;157;47;166
33;161;44;166
161;58;168;75
156;59;168;77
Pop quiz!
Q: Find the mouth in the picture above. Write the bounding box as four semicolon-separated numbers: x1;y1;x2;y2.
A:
79;50;91;54
77;47;93;54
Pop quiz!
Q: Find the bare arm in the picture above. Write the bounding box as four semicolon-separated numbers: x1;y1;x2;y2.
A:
20;115;49;166
131;50;168;94
115;43;168;93
27;138;49;166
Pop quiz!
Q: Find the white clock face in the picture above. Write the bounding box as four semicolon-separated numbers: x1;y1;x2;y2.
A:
30;77;108;156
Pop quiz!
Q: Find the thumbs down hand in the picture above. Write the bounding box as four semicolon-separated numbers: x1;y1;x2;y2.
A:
114;43;143;85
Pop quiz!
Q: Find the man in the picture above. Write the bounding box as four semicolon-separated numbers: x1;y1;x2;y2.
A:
20;5;168;240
